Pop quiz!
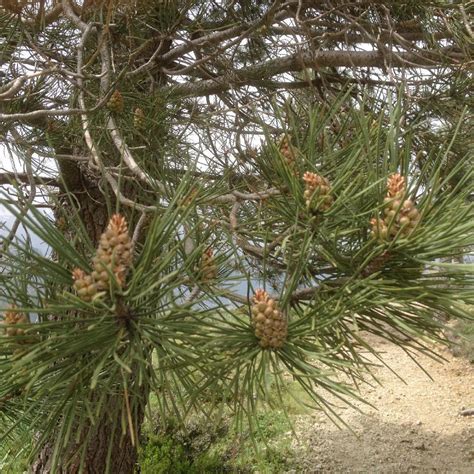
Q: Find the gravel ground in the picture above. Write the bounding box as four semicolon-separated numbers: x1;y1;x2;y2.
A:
289;335;474;473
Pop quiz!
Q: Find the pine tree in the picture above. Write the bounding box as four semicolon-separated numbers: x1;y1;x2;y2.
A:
0;1;473;472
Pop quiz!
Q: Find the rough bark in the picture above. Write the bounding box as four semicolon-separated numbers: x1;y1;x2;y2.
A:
30;394;145;474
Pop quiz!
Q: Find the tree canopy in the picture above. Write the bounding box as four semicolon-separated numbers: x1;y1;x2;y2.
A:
0;1;472;472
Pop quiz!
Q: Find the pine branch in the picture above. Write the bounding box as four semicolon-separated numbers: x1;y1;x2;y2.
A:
163;48;465;98
0;172;60;188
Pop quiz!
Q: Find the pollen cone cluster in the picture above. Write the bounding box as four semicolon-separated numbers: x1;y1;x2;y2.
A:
387;173;406;198
370;217;388;241
371;173;420;241
73;214;132;301
200;248;217;281
133;107;145;129
107;90;124;113
279;135;296;167
73;268;98;302
251;289;287;349
1;307;29;338
92;214;132;289
303;171;334;212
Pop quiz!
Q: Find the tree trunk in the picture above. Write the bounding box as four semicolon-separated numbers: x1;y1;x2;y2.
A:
30;393;145;473
31;165;148;473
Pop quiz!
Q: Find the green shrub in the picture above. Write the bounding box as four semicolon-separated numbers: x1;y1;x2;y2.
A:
139;434;191;474
138;433;225;474
139;377;308;472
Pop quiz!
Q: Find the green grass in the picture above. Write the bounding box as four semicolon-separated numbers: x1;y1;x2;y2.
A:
139;378;312;473
138;409;295;473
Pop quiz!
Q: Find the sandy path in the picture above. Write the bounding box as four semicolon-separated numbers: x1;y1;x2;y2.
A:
290;337;474;473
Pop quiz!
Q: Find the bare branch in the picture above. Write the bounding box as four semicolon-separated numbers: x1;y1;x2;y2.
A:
107;116;165;193
0;172;61;188
163;48;464;98
131;212;148;248
0;70;56;101
0;107;88;122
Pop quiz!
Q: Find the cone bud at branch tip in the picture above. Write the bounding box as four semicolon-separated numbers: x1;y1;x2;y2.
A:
200;247;217;281
251;289;287;349
92;214;132;289
302;171;334;212
107;90;124;113
387;173;406;198
134;107;145;129
278;135;296;167
1;305;29;339
370;173;421;242
72;214;132;301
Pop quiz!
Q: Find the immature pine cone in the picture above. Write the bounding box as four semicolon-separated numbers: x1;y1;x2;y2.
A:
133;107;145;129
200;248;217;281
1;307;29;338
279;135;296;167
91;214;132;290
107;90;124;113
73;215;132;300
251;289;287;349
382;173;420;237
303;171;334;212
72;268;98;302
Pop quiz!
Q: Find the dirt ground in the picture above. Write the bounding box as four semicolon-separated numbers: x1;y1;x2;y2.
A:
290;336;474;473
